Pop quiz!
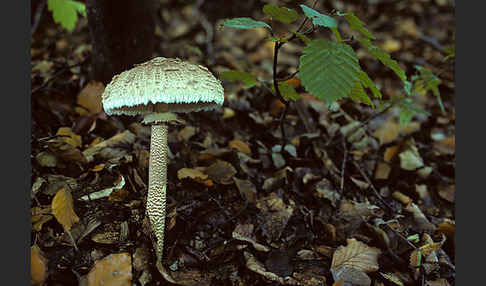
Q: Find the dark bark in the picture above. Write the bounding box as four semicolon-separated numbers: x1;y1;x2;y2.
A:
85;0;156;84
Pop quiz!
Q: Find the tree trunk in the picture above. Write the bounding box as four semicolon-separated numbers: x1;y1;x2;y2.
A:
85;0;156;84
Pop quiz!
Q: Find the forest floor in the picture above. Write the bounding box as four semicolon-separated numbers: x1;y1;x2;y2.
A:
31;0;455;285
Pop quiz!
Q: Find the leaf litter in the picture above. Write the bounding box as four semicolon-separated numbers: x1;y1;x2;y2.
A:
31;0;455;285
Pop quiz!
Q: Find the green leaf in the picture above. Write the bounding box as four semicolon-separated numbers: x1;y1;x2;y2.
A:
349;80;374;107
396;97;429;126
300;5;337;28
220;70;258;88
404;80;413;96
359;37;406;83
337;11;375;39
221;17;271;30
277;82;301;101
444;44;455;61
294;32;311;44
412;66;444;113
47;0;86;31
358;70;382;99
299;39;361;104
267;36;279;42
331;27;343;43
263;4;299;24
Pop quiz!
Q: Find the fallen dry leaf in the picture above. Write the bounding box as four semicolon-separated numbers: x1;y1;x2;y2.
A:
31;206;53;232
243;251;299;285
233;177;257;203
56;127;82;148
438;184;455;203
381;38;401;52
256;192;295;242
205;160;237;184
232;223;269;252
331;238;381;273
331;266;371;286
177;126;197;142
76;81;104;115
399;141;424;170
384;145;400;162
374;162;391;179
373;119;399;145
177;167;213;186
51;188;80;231
434;136;455;155
85;253;132;286
380;272;404;286
228;139;252;155
31;245;48;286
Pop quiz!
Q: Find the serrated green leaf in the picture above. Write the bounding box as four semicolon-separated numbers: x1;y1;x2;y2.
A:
220;70;258;88
358;70;382;99
359;37;406;83
299;39;360;105
412;66;444;113
300;5;337;28
349;80;374;107
221;17;271;30
337;11;375;39
278;82;301;101
263;4;299;24
47;0;86;31
294;32;311;44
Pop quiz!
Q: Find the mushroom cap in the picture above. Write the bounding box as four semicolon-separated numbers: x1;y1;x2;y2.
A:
102;57;224;116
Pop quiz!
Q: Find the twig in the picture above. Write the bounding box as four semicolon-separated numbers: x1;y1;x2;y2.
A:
31;0;47;36
352;160;393;211
32;60;87;94
340;138;348;192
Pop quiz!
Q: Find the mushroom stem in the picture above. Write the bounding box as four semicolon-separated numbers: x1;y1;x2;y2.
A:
147;123;168;263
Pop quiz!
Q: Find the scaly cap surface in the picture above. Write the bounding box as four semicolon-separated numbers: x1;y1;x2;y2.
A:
102;57;224;116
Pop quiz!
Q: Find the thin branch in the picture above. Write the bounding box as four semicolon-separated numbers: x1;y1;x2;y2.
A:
352;160;393;211
31;0;47;36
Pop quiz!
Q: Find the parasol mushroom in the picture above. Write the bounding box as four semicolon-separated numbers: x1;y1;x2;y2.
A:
101;57;224;264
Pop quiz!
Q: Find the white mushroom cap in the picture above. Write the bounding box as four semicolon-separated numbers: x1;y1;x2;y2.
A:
102;57;224;116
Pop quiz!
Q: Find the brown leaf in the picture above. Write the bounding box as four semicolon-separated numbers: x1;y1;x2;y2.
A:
205;160;237;184
177;167;213;186
31;245;48;286
85;253;132;286
228;139;252;155
374;163;391;180
384;145;400;162
380;272;404;286
438;184;455;203
331;266;371;286
76;81;105;115
51;188;80;231
434;136;455;155
373;119;399;145
177;126;197;142
56;127;82;148
108;188;130;202
233;177;257;203
90;163;105;172
256;193;295;242
31;206;53;232
331;238;381;273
